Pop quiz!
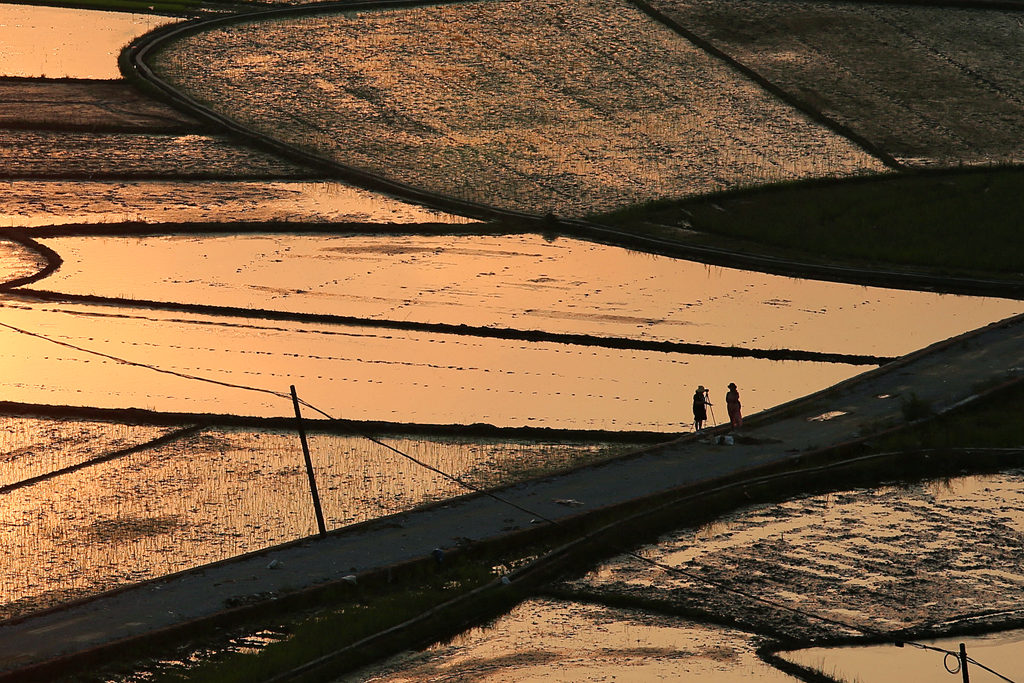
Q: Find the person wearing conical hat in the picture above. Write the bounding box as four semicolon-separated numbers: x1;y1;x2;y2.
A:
726;382;742;430
692;385;711;431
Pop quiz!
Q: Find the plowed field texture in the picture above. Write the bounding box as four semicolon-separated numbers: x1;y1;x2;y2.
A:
148;0;886;217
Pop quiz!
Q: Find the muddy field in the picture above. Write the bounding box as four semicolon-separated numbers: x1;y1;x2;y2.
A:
563;470;1024;642
0;418;633;619
148;0;884;217
648;0;1024;167
0;130;313;179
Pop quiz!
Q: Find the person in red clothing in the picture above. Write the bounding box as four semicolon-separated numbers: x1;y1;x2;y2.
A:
725;382;742;429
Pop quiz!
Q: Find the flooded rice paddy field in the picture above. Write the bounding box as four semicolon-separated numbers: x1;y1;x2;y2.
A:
564;470;1024;642
781;627;1024;682
347;597;798;682
0;3;175;80
148;0;884;218
0;298;860;429
0;180;473;227
650;0;1024;167
0;422;632;619
0;237;47;283
34;233;1024;358
0;130;313;179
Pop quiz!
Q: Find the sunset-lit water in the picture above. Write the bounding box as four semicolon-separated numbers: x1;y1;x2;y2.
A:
781;629;1024;683
569;471;1024;641
348;598;799;682
0;4;175;79
35;233;1024;357
0;180;474;227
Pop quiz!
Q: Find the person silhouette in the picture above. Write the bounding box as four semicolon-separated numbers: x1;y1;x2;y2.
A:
726;382;742;430
692;385;711;431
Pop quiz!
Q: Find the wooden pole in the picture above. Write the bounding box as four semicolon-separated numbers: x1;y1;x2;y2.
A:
959;643;970;683
291;385;327;536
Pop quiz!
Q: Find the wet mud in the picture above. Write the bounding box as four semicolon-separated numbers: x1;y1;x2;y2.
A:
647;0;1024;167
564;470;1024;642
0;78;206;134
0;130;313;179
146;0;883;217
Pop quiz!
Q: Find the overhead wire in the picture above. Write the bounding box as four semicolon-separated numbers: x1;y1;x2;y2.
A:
295;395;1018;682
0;315;1017;681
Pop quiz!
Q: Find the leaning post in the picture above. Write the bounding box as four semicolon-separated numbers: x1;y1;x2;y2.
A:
959;643;969;683
291;385;327;536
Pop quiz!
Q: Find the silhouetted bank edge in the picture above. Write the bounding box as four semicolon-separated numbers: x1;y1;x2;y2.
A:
0;230;62;290
0;400;672;443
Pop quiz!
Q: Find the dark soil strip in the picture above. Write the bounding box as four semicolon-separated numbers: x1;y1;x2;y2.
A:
0;425;201;495
20;220;515;238
0;400;672;443
0;231;63;289
11;288;892;365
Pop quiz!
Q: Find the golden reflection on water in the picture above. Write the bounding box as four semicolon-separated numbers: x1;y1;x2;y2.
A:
781;629;1024;683
0;180;475;227
0;299;859;430
0;4;175;79
36;234;1024;358
348;598;799;682
578;470;1024;641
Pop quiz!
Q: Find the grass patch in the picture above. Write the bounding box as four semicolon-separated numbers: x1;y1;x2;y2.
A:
114;559;503;683
593;167;1024;280
879;381;1024;452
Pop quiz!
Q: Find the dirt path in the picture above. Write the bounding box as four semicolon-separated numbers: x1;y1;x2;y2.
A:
0;310;1020;679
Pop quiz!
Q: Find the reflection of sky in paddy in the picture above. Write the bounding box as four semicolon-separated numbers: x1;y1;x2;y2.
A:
782;628;1024;683
35;233;1024;357
0;299;857;431
0;4;175;79
0;180;473;227
350;598;797;682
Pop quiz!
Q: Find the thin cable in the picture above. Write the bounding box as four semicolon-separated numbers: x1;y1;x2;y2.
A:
299;392;1018;682
0;319;292;402
0;318;1014;680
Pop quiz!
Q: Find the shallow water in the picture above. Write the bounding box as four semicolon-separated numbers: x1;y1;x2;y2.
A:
345;597;799;682
0;4;176;79
0;425;631;619
0;298;859;430
570;470;1024;641
0;237;46;284
0;180;473;227
780;628;1024;683
35;233;1024;358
